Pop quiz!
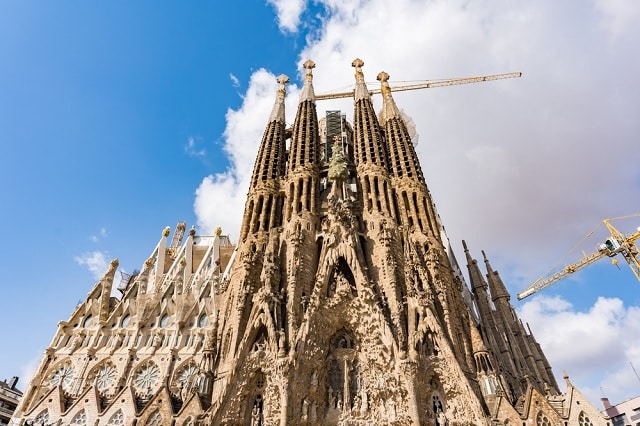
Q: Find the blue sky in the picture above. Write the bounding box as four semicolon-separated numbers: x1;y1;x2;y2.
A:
1;0;639;408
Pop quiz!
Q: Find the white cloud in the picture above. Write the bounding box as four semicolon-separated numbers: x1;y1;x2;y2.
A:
74;251;109;280
19;352;42;388
194;0;640;405
519;295;640;405
193;68;301;238
229;73;240;88
594;0;640;42
267;0;306;33
90;227;108;243
185;136;207;157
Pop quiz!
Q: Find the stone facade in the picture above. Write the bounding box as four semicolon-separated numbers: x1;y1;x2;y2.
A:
12;59;611;425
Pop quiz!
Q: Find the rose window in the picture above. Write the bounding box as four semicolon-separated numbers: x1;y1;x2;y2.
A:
178;364;199;388
50;364;74;391
134;363;160;393
96;364;117;391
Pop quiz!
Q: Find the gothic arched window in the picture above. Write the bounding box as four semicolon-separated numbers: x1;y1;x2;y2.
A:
578;411;594;426
159;313;169;328
536;411;552;426
121;314;130;327
70;409;87;425
325;329;359;416
147;409;163;426
198;313;207;328
34;409;49;425
106;409;124;425
82;315;93;328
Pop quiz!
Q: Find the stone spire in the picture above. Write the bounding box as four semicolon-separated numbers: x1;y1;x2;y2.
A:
268;74;289;124
240;74;288;240
288;60;320;172
463;240;488;292
483;250;510;302
378;71;425;184
352;59;388;168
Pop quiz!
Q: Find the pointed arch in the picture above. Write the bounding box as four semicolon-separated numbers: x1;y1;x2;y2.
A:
536;411;552;426
240;370;267;426
86;359;118;395
132;359;161;396
251;324;270;353
33;409;50;425
69;408;87;425
106;409;125;425
172;359;200;394
327;257;357;297
430;387;447;426
325;328;358;416
146;409;163;426
46;358;75;392
578;411;594;426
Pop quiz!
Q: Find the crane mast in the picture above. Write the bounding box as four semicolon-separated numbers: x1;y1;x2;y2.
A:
517;214;640;300
315;71;522;100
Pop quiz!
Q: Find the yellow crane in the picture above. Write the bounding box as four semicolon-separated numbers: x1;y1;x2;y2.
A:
315;71;522;100
517;214;640;300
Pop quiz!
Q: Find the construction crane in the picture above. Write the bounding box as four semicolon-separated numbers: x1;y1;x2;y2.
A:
517;214;640;300
315;71;522;101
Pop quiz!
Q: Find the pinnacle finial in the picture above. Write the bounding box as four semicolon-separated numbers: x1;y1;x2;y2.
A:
377;71;401;124
276;74;289;91
303;59;315;72
268;74;288;123
377;71;390;83
353;58;371;101
299;60;316;103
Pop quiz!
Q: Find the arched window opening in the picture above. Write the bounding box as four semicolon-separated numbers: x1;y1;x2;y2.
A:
82;315;93;328
147;409;163;426
159;314;169;328
198;313;207;328
251;326;269;353
578;411;594;426
432;393;446;425
70;409;87;425
121;314;130;328
536;411;552;426
327;257;357;298
106;409;124;425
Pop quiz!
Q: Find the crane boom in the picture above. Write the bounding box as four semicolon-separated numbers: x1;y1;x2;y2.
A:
517;214;640;301
315;72;522;101
517;250;607;300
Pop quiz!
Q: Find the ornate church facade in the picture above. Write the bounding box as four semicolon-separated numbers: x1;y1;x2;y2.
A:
12;60;610;425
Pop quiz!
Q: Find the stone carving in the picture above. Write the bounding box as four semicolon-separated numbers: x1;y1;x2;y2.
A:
14;62;603;426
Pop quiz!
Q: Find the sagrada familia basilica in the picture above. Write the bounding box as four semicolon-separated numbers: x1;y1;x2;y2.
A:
12;60;611;425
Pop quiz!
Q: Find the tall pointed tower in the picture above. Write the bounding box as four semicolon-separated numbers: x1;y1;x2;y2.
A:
12;59;612;426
